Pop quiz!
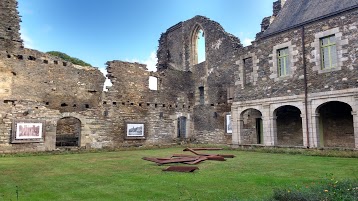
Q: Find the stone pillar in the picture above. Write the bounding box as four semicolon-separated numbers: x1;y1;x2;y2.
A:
351;111;358;149
186;114;191;139
301;113;308;147
231;107;239;145
262;105;272;146
269;115;277;146
238;117;244;145
310;113;320;148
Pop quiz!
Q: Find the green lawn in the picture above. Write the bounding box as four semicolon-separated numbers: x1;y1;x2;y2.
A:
0;148;357;201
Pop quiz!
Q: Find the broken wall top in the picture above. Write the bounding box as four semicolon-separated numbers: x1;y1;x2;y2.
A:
0;0;23;51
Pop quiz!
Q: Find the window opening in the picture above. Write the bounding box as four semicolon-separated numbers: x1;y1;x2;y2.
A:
197;29;205;63
277;47;289;76
320;35;337;69
149;76;158;90
199;86;204;105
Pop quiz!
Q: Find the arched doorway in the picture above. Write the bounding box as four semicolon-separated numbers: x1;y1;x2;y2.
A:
241;109;263;144
274;105;303;146
56;117;81;147
177;116;187;138
317;101;354;148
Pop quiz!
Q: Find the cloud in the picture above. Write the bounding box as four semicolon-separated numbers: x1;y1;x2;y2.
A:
124;51;157;72
19;28;35;49
242;38;253;47
237;32;254;47
144;51;158;72
99;67;112;91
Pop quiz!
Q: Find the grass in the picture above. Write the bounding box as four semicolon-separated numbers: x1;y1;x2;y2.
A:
0;148;357;200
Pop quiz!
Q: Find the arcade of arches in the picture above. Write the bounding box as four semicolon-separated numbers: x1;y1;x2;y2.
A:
232;99;357;149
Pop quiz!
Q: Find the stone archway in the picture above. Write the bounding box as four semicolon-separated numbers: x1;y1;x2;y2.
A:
240;109;263;144
316;101;354;148
274;105;303;146
56;117;81;147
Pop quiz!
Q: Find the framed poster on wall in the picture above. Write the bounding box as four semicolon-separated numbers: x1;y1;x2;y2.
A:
226;114;232;134
11;120;45;143
125;122;146;139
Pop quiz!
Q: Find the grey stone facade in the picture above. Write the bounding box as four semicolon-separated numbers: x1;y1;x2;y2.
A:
232;0;358;149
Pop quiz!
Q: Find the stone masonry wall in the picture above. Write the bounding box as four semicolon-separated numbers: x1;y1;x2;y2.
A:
156;16;242;144
236;9;358;102
305;9;358;94
104;61;192;146
0;99;116;153
235;27;305;102
0;49;105;112
0;0;22;51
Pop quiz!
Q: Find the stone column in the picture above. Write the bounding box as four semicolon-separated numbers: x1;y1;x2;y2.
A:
269;115;277;146
310;113;320;148
186;114;191;139
301;113;308;147
351;111;358;149
231;107;239;146
262;105;272;146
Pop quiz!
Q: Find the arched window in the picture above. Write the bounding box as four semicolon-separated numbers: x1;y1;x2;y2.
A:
192;26;206;65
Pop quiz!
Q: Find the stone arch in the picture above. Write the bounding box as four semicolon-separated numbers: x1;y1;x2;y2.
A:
56;116;81;147
315;101;354;148
273;105;303;146
240;108;263;144
191;24;206;66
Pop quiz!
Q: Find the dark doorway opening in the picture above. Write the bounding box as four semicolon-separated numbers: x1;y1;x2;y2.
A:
241;109;263;144
256;118;263;144
56;117;81;147
177;116;187;138
317;101;354;148
199;86;204;105
275;105;303;146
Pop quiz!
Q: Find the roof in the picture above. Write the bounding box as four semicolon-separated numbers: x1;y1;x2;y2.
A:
261;0;358;38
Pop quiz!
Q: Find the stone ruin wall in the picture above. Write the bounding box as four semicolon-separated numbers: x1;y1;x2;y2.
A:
156;16;243;144
0;48;105;112
0;48;110;152
103;61;192;146
0;0;111;152
0;0;22;51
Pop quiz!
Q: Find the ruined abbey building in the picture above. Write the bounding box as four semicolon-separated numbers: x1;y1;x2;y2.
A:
0;0;357;153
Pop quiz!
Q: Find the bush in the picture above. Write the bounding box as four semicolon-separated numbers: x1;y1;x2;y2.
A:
46;51;92;66
267;175;358;201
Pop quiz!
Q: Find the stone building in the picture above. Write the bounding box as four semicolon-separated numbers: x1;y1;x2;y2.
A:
232;0;358;149
0;0;357;153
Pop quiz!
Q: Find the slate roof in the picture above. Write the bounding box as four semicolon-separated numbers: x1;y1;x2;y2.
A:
261;0;358;38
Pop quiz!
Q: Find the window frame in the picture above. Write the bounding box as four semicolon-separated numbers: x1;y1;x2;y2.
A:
277;47;289;77
311;27;348;74
320;35;337;70
269;41;297;81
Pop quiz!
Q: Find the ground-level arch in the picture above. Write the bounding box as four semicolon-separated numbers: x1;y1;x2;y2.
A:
315;101;354;148
273;105;303;146
56;117;81;147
